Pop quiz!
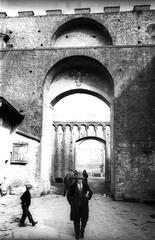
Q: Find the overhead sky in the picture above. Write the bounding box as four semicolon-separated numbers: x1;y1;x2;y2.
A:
0;0;155;16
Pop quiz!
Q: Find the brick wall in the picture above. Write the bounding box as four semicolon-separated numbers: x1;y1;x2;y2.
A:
1;46;155;136
1;9;155;200
0;10;155;49
113;55;155;200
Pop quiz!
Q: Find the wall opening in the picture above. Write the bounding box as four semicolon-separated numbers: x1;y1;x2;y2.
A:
75;138;105;176
51;17;113;48
41;55;114;194
75;137;107;194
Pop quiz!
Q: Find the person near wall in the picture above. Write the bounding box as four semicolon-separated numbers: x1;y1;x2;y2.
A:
82;169;88;185
63;169;77;204
63;170;72;200
19;184;38;227
69;171;93;240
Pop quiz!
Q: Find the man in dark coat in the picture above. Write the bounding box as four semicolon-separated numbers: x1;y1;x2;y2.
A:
82;169;88;185
19;184;38;227
69;171;93;239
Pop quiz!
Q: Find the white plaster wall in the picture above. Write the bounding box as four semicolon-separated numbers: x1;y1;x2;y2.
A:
0;126;12;183
4;132;40;187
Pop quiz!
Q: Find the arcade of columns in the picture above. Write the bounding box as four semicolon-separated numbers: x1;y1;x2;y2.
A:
51;121;111;181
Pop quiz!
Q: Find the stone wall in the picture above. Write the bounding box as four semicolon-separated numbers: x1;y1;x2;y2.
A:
0;9;155;200
0;10;155;49
1;46;155;138
9;131;40;187
113;56;155;201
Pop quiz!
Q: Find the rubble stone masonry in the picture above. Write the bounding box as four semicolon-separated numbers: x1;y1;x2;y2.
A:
0;8;155;200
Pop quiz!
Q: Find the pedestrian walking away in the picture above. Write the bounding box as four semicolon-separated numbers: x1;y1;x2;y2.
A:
19;184;38;227
82;169;88;185
69;171;93;240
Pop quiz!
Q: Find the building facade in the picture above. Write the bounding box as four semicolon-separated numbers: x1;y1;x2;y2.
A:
0;4;155;201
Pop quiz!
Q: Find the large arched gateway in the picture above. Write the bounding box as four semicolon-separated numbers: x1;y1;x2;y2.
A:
1;6;155;202
40;55;114;194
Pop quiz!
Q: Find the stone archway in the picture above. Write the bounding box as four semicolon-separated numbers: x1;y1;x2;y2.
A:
75;137;110;194
40;55;114;194
75;138;106;176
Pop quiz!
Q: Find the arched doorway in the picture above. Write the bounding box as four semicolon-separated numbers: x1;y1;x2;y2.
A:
75;138;105;176
75;137;108;194
40;55;114;194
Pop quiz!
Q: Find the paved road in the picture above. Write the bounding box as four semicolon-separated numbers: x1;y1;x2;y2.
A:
0;194;155;240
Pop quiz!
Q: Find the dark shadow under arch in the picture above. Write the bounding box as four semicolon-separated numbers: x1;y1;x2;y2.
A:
51;17;113;46
44;55;114;87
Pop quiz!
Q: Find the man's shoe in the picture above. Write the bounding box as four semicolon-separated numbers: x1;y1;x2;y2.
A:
80;232;84;239
19;223;25;227
75;234;80;240
32;221;38;226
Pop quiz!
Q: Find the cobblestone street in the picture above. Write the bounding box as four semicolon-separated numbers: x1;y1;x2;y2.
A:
0;194;155;240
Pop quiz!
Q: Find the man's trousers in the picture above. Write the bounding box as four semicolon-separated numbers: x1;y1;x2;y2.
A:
20;204;34;225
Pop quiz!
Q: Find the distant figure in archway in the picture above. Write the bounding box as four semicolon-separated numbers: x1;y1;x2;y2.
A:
82;169;88;185
63;169;77;203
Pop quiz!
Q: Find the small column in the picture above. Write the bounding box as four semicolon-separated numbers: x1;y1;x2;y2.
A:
87;125;96;136
51;125;56;181
56;125;63;178
64;125;71;174
96;125;104;139
71;125;79;169
79;125;87;138
105;125;111;183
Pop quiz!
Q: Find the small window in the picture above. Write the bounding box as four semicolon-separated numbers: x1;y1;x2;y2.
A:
11;143;28;164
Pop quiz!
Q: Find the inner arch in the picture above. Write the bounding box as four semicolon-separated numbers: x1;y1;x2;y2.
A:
51;89;111;107
52;93;110;122
75;138;106;177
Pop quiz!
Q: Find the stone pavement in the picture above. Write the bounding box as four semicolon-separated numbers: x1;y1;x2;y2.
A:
0;194;155;240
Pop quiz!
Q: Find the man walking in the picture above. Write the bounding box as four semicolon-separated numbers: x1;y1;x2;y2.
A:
19;184;38;227
69;171;93;239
